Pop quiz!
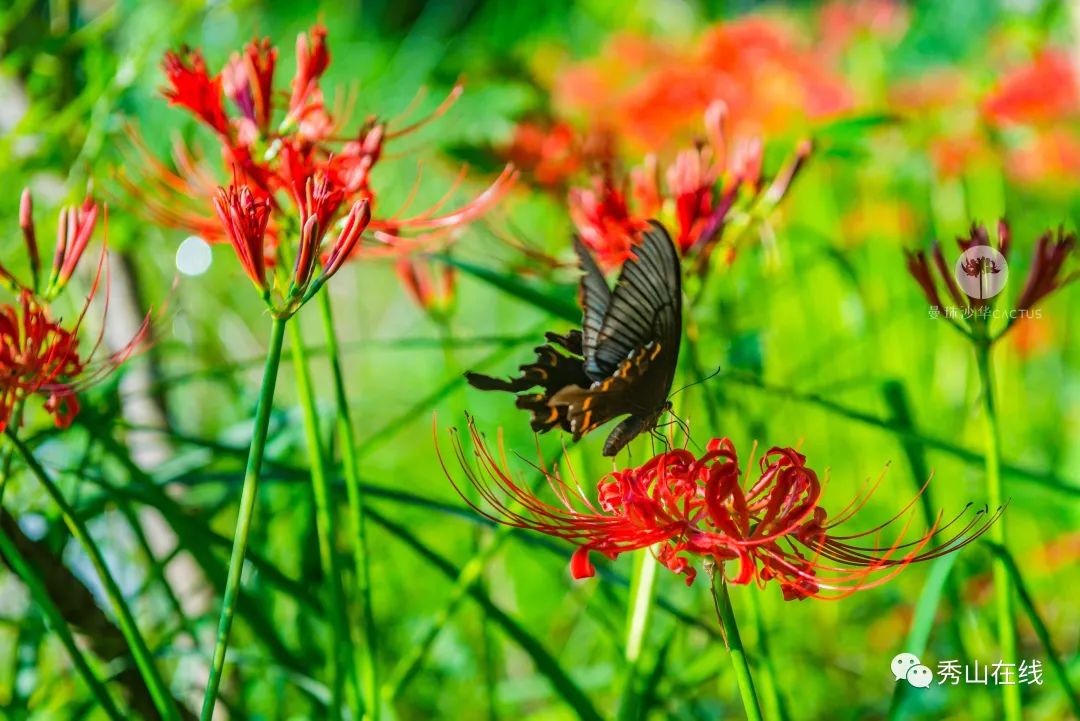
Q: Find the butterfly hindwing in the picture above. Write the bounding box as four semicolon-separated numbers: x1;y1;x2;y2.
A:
465;331;591;433
550;342;661;439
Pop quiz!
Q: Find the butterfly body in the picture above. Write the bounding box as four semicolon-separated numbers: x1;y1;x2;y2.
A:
466;221;682;456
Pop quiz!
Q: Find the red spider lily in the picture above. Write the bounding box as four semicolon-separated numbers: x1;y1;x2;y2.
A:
285;25;331;135
0;279;149;435
3;190;99;300
212;179;370;314
306;199;371;298
213;184;272;294
568;102;810;269
906;221;1076;339
162;48;231;136
0;292;86;432
129;25;514;278
223;38;277;138
395;255;456;315
553;19;849;152
568;172;649;269
441;420;998;600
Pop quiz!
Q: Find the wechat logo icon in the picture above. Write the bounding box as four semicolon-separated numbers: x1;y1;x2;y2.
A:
892;652;934;688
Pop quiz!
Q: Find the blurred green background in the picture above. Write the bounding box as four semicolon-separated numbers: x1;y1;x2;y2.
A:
1;0;1078;719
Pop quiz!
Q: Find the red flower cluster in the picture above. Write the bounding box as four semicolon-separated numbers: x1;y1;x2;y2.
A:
0;292;86;432
553;19;850;152
982;51;1080;127
443;421;997;600
568;102;810;269
210;180;369;314
0;190;150;433
128;25;515;271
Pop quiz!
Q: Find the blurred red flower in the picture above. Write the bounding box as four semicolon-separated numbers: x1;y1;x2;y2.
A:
982;51;1080;126
3;190;100;301
443;420;997;600
0;284;148;434
568;102;809;269
553;18;850;152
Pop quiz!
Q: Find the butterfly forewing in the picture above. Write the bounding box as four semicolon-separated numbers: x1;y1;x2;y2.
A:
573;236;612;383
589;222;682;399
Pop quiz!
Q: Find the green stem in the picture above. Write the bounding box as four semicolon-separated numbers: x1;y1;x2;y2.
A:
975;342;1020;721
200;315;288;721
710;574;763;721
288;318;350;721
318;291;379;721
5;430;180;721
0;519;126;721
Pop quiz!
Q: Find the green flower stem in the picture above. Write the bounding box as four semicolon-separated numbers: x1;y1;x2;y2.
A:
975;342;1020;721
710;573;763;721
5;430;180;721
0;519;126;721
288;318;352;721
318;290;379;721
201;315;288;721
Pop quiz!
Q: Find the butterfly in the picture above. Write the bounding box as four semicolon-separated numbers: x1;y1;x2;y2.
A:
465;220;682;456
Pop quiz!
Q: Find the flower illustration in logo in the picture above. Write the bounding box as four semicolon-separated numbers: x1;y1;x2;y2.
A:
955;245;1009;299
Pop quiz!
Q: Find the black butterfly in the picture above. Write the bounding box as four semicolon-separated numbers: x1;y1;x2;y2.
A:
465;220;682;456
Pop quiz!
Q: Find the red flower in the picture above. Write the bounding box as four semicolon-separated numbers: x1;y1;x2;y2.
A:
553;19;850;152
567;102;809;268
285;24;331;134
308;200;371;296
568;172;649;269
162;48;230;136
223;38;278;137
395;255;456;314
0;292;85;432
0;283;148;434
213;184;272;293
443;420;998;600
982;51;1080;126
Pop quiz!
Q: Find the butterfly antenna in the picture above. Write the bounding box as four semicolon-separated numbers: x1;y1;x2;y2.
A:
670;365;723;398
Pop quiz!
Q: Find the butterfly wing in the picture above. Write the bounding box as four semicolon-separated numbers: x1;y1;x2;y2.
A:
564;222;682;455
465;331;591;433
572;236;612;383
550;341;664;440
589;221;682;406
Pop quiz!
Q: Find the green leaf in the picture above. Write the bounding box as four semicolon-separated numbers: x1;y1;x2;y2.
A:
985;542;1080;720
435;254;579;322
